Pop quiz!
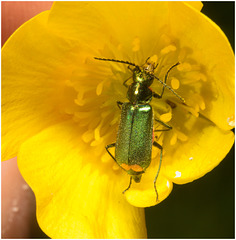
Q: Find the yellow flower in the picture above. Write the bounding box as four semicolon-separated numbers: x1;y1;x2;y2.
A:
2;2;234;239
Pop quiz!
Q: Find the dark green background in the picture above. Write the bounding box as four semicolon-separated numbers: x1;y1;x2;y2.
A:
146;2;235;238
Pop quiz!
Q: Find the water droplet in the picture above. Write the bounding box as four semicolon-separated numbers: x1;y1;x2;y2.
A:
174;171;181;178
227;116;235;127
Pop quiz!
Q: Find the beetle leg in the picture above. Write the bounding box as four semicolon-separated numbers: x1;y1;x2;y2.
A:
160;62;180;97
145;56;150;64
152;91;162;99
106;142;131;172
123;75;132;88
105;143;117;163
122;177;132;194
116;101;123;109
154;62;159;70
154;118;172;132
153;141;163;202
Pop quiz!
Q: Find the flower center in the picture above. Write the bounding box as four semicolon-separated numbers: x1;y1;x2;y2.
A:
59;34;213;172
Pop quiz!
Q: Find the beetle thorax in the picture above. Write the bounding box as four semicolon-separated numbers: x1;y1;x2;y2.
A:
127;82;153;104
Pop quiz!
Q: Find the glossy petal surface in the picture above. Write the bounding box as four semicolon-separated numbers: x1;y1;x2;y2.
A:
18;121;146;238
2;1;234;238
2;11;73;160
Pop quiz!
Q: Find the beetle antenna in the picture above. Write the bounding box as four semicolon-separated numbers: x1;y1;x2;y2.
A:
154;76;185;102
94;57;138;68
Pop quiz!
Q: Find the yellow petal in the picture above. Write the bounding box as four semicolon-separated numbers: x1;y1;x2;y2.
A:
162;117;234;184
121;144;173;207
125;174;173;208
18;121;147;238
47;2;170;55
48;1;234;132
168;2;234;130
2;11;80;160
184;1;203;11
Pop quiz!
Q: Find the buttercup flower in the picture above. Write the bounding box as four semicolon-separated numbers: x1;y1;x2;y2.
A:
2;2;234;239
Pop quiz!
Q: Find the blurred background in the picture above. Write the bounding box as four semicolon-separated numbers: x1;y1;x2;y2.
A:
146;3;235;238
2;1;234;238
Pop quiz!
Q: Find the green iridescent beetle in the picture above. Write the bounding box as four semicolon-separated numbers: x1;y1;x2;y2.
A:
94;57;184;201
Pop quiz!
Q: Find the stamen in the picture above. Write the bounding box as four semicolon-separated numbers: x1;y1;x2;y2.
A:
175;129;188;142
198;95;206;110
182;72;207;84
90;138;103;147
88;117;100;130
101;153;111;163
160;44;177;55
178;99;199;117
160;112;172;122
194;72;207;82
101;110;111;118
159;34;172;45
112;164;120;171
94;126;101;141
187;93;206;112
177;62;192;72
170;132;177;145
148;55;158;63
74;111;92;119
74;39;211;173
82;130;94;143
96;80;105;96
74;91;85;106
110;115;119;125
171;77;180;89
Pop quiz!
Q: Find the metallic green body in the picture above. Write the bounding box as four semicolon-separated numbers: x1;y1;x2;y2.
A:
95;57;182;200
115;102;153;177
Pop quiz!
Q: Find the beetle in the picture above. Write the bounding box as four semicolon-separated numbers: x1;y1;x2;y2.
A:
94;57;184;201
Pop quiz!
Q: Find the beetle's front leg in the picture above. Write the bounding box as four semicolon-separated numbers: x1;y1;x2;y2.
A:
116;101;123;109
123;76;132;88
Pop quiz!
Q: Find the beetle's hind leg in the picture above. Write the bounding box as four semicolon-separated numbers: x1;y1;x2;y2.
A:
105;143;117;163
122;177;133;194
106;143;133;196
153;141;163;202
